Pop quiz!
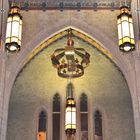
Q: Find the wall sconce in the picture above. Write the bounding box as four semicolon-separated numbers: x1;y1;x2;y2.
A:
5;5;22;53
117;6;135;52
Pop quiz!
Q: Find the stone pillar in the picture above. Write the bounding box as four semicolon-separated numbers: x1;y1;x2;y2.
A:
131;0;140;139
133;51;140;140
0;0;9;140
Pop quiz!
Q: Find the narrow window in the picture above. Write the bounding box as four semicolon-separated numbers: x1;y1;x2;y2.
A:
53;93;60;140
37;111;47;140
94;110;103;140
80;93;88;140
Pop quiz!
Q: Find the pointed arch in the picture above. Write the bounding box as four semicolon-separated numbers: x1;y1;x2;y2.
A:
38;111;47;131
24;26;115;67
94;110;103;140
80;93;88;112
37;110;47;140
53;93;61;112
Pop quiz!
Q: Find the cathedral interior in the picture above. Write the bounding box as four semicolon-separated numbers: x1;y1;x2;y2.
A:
0;0;140;140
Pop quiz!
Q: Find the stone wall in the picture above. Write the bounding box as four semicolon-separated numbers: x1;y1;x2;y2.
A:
0;0;140;140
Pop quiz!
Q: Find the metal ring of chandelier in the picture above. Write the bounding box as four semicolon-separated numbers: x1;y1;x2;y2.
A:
51;29;90;78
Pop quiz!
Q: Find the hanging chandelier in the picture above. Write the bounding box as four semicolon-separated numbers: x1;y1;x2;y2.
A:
5;5;23;53
65;83;76;136
117;5;135;52
51;29;90;78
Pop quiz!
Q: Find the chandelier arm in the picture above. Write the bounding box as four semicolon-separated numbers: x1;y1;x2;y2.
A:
51;56;60;66
75;50;86;58
55;52;65;60
58;64;84;78
75;48;85;51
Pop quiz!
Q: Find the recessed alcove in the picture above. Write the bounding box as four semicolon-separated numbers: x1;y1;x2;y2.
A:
7;36;135;140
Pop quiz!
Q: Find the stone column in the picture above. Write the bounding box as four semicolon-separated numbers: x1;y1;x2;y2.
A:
133;51;140;140
131;0;140;139
0;0;9;140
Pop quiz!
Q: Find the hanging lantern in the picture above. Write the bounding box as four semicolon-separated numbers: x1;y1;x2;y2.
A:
117;6;135;52
65;97;76;136
5;6;22;53
65;83;76;136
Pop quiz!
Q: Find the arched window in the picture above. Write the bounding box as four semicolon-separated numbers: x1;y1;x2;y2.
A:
94;110;103;140
53;93;60;140
80;93;88;140
37;111;47;140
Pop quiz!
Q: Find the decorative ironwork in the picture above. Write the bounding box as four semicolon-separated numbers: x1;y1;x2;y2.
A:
9;0;131;11
51;28;90;78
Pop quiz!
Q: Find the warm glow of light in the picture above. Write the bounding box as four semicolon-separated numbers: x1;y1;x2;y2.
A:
6;22;12;38
124;45;131;51
122;21;129;37
129;23;134;38
65;98;76;133
118;24;122;40
12;21;20;37
65;46;75;55
121;15;128;21
65;107;76;127
5;6;22;52
117;6;135;52
65;50;75;55
9;45;17;51
37;132;46;140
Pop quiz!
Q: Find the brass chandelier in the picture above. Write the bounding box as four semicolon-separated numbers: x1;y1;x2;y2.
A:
51;29;90;78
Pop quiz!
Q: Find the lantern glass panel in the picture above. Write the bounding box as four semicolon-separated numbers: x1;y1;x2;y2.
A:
19;24;22;40
66;110;72;124
122;21;129;37
129;18;132;23
13;16;20;22
6;38;10;43
121;15;129;21
117;18;121;24
118;24;122;39
65;106;76;129
6;22;12;38
8;17;12;22
12;21;19;37
130;23;134;38
72;111;76;124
